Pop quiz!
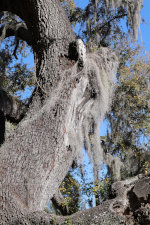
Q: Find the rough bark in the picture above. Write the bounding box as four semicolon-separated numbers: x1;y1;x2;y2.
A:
0;0;77;223
1;174;149;225
0;45;118;224
0;0;145;225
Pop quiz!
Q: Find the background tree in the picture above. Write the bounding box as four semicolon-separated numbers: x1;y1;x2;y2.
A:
54;170;80;215
103;41;150;181
75;0;127;49
50;1;150;213
0;12;34;96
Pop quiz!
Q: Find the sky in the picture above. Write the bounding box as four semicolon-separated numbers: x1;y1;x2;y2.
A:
74;0;150;51
140;0;150;51
73;0;150;137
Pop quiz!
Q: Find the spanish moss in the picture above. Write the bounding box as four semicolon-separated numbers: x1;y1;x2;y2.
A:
106;0;143;38
63;48;118;176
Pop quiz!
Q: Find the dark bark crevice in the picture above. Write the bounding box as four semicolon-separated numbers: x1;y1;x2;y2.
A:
0;110;5;146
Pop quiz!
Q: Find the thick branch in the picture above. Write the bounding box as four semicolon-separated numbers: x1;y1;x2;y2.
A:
0;87;27;123
0;22;32;46
8;175;150;225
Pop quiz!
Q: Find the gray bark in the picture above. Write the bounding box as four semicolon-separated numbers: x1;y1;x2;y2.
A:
0;0;76;223
0;87;27;123
0;1;147;225
0;175;149;224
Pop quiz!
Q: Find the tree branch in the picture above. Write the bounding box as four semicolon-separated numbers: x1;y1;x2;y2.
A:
95;12;128;46
8;175;150;225
51;189;71;216
0;87;28;123
96;13;128;33
0;22;33;46
0;0;27;20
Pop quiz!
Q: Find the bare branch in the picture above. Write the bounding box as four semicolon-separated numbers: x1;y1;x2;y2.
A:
96;12;128;34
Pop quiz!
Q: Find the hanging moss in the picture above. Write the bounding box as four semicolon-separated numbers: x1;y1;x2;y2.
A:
106;0;143;38
63;47;118;176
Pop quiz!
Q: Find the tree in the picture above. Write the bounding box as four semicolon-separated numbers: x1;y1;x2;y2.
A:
74;0;127;49
72;0;143;50
51;170;80;215
102;42;150;181
0;0;145;224
0;11;34;94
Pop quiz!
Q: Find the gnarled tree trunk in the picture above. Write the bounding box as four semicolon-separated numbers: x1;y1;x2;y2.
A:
0;0;118;224
0;0;76;222
0;1;148;225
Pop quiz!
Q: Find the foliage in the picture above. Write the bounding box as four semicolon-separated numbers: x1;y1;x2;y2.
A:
59;171;80;214
103;42;150;179
72;0;127;50
51;216;57;225
63;217;75;225
0;12;34;98
60;0;76;25
93;177;112;205
0;45;34;96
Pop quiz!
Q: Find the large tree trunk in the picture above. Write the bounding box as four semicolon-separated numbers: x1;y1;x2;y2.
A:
0;0;119;224
0;0;77;222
